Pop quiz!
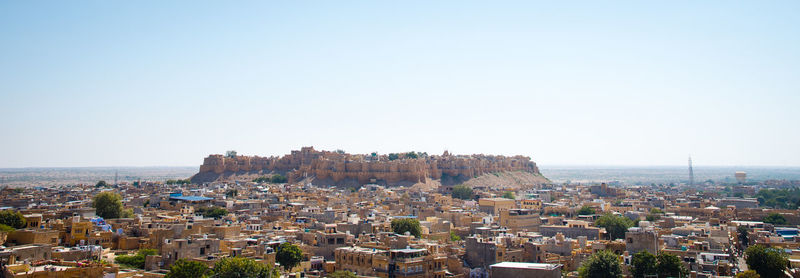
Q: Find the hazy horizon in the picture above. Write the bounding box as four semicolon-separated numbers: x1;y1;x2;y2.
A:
3;163;800;170
2;1;799;168
2;165;799;187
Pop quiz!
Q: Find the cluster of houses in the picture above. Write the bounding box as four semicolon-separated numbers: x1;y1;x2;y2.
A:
0;179;799;277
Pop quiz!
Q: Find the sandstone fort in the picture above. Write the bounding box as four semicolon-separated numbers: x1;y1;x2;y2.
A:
191;147;541;186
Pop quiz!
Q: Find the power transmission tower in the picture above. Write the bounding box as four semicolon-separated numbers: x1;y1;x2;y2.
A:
688;156;694;187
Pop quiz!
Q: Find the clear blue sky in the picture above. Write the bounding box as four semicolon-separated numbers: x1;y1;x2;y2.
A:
1;1;799;167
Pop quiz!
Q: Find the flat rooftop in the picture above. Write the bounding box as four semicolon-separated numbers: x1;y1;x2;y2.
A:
490;262;561;271
170;196;213;202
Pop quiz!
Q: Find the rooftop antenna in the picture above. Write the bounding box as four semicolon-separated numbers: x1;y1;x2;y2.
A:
688;156;694;187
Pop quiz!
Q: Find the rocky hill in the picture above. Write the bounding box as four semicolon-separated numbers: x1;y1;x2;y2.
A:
191;147;544;187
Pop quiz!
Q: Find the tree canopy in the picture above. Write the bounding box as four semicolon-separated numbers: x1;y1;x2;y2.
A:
0;210;27;229
93;191;124;219
276;242;303;271
450;231;461;242
738;225;750;248
595;213;633;240
745;245;789;278
225;150;237;158
165;259;209;278
755;188;800;209
166;179;191;185
451;185;473;200
630;251;657;278
387;152;427;160
225;189;238;198
210;257;278;278
762;213;787;225
577;206;596;215
252;174;288;184
96;180;108;187
195;206;228;219
628;251;688;278
736;270;761;278
578;250;623;278
655;253;689;278
502;191;516;199
115;249;158;269
391;218;422;237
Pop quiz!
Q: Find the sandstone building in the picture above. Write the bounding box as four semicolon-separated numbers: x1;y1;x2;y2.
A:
192;147;541;186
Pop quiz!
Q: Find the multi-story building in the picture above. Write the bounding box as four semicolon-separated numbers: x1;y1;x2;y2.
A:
499;209;541;232
478;198;515;215
625;227;658;255
539;220;601;240
335;246;446;278
489;262;562;278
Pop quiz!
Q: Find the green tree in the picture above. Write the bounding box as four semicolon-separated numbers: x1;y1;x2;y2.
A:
276;242;303;271
630;251;657;278
450;231;461;241
391;218;422;237
738;225;750;247
225;150;237;158
595;214;633;240
745;245;788;278
646;213;661;222
656;253;689;278
195;206;228;219
225;189;238;198
0;210;27;229
253;174;288;184
115;249;158;269
166;179;191;185
762;213;787;225
405;152;418;159
96;180;108;187
270;174;288;184
210;257;278;278
649;208;663;214
578;250;622;278
736;270;761;278
329;270;358;278
451;185;473;200
577;206;596;215
165;259;209;278
502;191;516;199
121;208;134;218
0;224;14;233
93;191;124;219
755;188;800;209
